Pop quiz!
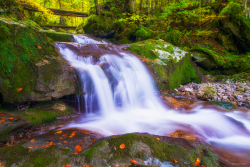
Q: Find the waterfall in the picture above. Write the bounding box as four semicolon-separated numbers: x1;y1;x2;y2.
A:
55;35;250;152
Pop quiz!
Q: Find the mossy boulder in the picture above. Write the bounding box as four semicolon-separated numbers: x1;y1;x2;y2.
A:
216;2;250;54
196;86;217;100
82;133;220;167
192;51;218;70
128;40;201;90
39;30;73;42
81;15;124;38
0;18;78;104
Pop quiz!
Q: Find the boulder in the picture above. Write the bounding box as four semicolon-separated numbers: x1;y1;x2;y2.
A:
192;51;218;70
128;40;201;90
39;30;73;42
0;18;79;104
196;86;217;100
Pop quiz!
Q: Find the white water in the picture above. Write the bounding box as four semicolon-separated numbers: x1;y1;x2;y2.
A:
56;35;250;151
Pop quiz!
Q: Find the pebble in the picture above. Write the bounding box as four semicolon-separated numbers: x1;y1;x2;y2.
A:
178;82;250;109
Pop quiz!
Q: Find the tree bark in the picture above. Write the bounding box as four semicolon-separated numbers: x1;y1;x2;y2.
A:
95;0;100;16
147;0;150;16
128;0;135;13
151;0;155;12
140;0;143;15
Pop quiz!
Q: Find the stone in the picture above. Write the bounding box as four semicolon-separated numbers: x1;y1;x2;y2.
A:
196;86;217;100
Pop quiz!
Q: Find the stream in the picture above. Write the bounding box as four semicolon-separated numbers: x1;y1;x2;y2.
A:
54;35;250;166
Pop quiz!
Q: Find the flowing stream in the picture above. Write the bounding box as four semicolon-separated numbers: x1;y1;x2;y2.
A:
55;35;250;165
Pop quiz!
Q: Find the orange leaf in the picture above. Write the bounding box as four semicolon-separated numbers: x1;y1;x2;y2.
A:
86;165;90;167
114;135;117;137
37;46;42;49
9;23;11;25
28;147;32;149
195;162;200;166
75;145;82;152
35;146;37;148
119;144;125;149
79;142;83;145
84;132;88;134
185;146;190;148
30;139;35;143
65;164;70;167
65;147;69;149
173;159;178;163
131;160;138;164
196;158;200;163
156;138;160;140
9;117;13;120
17;88;23;92
62;134;67;137
58;142;61;144
74;150;79;154
50;142;55;146
63;141;68;143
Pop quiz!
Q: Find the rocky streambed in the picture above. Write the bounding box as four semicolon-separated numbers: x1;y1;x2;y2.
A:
176;82;250;109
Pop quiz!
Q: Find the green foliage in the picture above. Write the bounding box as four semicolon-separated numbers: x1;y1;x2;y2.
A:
165;29;182;46
135;27;150;39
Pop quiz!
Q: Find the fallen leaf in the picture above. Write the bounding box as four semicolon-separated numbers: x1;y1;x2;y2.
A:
114;135;117;137
37;46;42;49
84;132;88;134
30;139;35;143
58;142;61;144
65;164;70;167
62;134;67;137
63;141;68;143
119;144;125;149
9;117;13;120
185;146;190;148
55;130;62;134
65;147;69;149
79;142;83;145
75;145;82;152
50;142;55;146
17;88;23;92
74;150;79;154
86;165;90;167
28;147;32;149
35;146;37;148
131;160;138;164
173;159;178;163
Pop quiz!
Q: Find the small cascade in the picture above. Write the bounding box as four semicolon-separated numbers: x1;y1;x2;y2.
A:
76;95;81;114
55;34;250;154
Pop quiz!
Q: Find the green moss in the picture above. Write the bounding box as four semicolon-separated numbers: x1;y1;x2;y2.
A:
0;18;59;103
23;20;42;30
20;100;74;126
135;27;150;39
83;133;220;167
168;53;200;89
166;45;174;54
83;141;106;163
0;141;29;166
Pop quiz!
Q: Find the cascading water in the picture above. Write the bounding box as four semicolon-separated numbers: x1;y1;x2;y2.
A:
56;35;250;164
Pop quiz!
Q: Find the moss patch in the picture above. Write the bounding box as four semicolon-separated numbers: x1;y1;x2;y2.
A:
84;133;220;167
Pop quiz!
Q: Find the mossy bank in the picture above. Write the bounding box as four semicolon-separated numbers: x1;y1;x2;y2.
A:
0;17;79;104
0;133;220;167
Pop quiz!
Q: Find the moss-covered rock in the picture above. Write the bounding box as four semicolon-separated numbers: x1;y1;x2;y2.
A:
39;30;73;42
0;18;78;104
192;51;218;70
196;86;217;100
81;15;124;38
82;133;220;167
128;40;201;90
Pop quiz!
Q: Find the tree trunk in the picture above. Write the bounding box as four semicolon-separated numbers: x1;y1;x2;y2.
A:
147;0;150;16
140;0;143;15
128;0;135;13
151;0;155;12
95;0;100;16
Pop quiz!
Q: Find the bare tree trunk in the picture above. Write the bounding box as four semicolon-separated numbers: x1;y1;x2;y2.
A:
128;0;135;13
44;0;47;6
151;0;155;12
147;0;150;16
155;0;158;10
95;0;100;16
140;0;143;15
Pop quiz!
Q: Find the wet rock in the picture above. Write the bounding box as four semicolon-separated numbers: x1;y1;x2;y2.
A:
196;86;217;100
